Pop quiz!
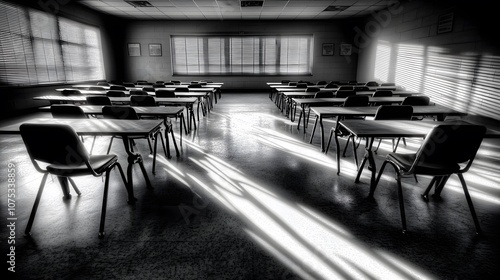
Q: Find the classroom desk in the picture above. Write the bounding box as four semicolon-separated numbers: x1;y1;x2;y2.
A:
78;105;183;158
337;120;500;195
0;118;165;203
33;96;198;132
308;105;467;152
292;97;407;127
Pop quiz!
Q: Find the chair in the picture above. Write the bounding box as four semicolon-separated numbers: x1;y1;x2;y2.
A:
304;91;336;125
335;90;356;98
188;84;202;88
348;80;358;85
281;80;290;84
155;81;165;84
51;104;86;119
365;81;379;87
61;89;82;96
338;86;354;91
372;90;393;106
175;87;189;93
109;85;126;91
380;83;396;86
106;90;126;97
153;84;166;88
88;86;106;91
306;87;320;93
354;86;370;92
130;95;157;107
288;82;297;86
296;83;308;88
86;96;112;106
372;105;414;153
129;90;148;96
402;95;431;120
97;81;109;86
170;80;181;85
142;87;156;93
316;81;328;86
164;82;175;85
324;83;339;89
373;124;486;234
325;95;370;167
20;123;128;238
102;106;167;174
122;83;135;88
155;90;176;98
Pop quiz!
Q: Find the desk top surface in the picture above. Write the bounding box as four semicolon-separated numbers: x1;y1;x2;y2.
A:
310;105;466;116
0;118;164;136
340;120;500;138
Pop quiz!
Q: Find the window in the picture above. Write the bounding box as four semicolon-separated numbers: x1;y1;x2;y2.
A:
171;35;313;75
0;0;105;86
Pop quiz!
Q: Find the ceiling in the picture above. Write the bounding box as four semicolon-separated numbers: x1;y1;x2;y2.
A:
77;0;394;20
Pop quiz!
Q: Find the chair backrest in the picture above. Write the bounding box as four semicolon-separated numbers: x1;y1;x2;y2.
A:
130;95;156;106
175;87;189;92
142;87;155;92
155;81;165;84
336;90;356;98
365;81;379;87
155;90;176;98
164;82;175;85
109;85;126;91
314;91;334;98
325;83;339;89
106;90;126;97
372;90;393;97
288;82;297;86
296;83;308;88
402;96;431;106
88;86;106;91
102;106;139;120
281;80;290;84
170;80;181;85
338;85;354;91
380;83;396;86
306;87;321;93
153;84;166;88
97;81;109;86
348;80;358;85
316;81;327;85
20;123;89;168
129;90;148;96
188;84;202;88
86;96;112;105
122;83;136;88
61;89;82;96
354;86;370;91
51;104;86;118
343;95;369;107
412;125;486;172
374;105;413;120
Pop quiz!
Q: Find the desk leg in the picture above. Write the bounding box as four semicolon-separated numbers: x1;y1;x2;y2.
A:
355;137;376;186
319;117;325;152
309;116;319;144
335;127;341;175
122;136;151;204
163;118;180;158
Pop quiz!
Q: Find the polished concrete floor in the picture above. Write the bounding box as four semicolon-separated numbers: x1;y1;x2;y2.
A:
1;93;500;280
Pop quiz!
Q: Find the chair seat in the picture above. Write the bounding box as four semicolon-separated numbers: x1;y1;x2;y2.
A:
47;154;118;176
387;153;460;175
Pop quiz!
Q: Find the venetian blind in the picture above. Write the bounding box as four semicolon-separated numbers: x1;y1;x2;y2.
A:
171;35;313;75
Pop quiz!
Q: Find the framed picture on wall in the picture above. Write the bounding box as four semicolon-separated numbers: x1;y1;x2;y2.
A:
128;43;141;56
340;44;352;56
322;43;334;56
149;43;162;56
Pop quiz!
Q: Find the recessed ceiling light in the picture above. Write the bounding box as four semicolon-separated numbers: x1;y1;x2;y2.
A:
126;1;153;8
323;6;349;12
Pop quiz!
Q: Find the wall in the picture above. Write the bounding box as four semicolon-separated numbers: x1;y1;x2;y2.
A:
123;20;360;90
355;0;500;121
1;0;126;118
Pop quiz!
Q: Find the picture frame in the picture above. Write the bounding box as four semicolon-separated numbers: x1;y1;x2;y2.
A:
128;43;141;57
149;43;162;56
322;43;334;56
340;43;352;56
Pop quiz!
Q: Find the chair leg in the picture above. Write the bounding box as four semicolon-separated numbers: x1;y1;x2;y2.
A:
393;137;402;152
25;173;49;236
373;139;382;153
396;174;408;234
107;137;114;155
342;135;351;157
458;173;481;235
152;134;158;174
67;178;81;196
98;170;111;239
351;136;359;167
422;176;440;201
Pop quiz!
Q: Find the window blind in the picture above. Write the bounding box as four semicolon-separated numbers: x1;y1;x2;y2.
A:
0;0;105;86
171;35;313;75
